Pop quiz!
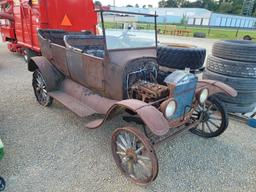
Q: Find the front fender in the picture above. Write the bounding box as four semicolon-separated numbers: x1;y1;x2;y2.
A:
86;99;170;136
30;56;63;91
197;80;237;97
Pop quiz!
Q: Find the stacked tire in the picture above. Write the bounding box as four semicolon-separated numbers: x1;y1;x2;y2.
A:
203;40;256;113
157;43;206;70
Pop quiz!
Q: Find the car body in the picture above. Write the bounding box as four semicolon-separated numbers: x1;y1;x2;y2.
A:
28;10;237;185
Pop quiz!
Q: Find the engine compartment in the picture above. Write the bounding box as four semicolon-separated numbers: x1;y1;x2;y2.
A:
129;80;169;103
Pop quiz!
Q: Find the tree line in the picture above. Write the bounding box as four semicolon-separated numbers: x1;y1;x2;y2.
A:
158;0;256;16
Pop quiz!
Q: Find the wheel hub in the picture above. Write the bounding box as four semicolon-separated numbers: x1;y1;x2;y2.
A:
201;111;210;122
126;148;137;162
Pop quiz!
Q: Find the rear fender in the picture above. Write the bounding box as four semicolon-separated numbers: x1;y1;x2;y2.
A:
86;99;170;136
197;80;237;97
29;56;63;91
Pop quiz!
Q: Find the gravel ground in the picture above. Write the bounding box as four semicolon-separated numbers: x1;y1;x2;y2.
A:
0;36;256;192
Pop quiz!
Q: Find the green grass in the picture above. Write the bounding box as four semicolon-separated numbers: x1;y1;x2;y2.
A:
104;22;256;40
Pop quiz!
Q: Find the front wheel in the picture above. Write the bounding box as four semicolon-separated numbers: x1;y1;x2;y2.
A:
190;96;228;138
111;127;158;185
32;70;53;107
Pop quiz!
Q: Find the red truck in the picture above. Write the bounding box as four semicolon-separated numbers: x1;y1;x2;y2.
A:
0;0;98;62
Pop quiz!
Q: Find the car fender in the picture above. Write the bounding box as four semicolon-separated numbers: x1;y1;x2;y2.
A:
197;80;237;97
29;56;63;91
86;99;170;136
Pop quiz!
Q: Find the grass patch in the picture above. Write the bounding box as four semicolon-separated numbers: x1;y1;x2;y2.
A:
103;22;256;40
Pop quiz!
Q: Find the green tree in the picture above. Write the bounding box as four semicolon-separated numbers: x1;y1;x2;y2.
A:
126;4;133;7
219;2;233;13
148;4;153;8
158;0;178;8
135;4;139;8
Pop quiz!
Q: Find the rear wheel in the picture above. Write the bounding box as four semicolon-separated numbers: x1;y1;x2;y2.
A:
190;96;228;138
111;127;158;185
32;70;53;107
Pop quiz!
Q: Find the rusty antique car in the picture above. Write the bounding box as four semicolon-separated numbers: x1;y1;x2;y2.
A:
28;10;237;185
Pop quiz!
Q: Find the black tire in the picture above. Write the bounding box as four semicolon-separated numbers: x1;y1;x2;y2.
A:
23;48;38;64
243;35;252;41
0;176;5;191
190;96;228;138
157;44;206;70
203;69;256;91
32;70;53;107
215;91;256;105
222;102;256;114
203;69;256;113
193;32;206;38
212;40;256;62
206;55;256;78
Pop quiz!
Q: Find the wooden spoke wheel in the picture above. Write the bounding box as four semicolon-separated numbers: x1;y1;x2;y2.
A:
111;127;158;185
190;96;228;138
32;70;53;107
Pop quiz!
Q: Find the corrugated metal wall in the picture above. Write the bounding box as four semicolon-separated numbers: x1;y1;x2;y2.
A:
112;7;256;28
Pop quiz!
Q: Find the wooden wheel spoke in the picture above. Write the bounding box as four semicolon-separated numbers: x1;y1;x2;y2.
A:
135;146;144;154
210;116;222;121
202;122;205;132
112;127;158;185
125;133;132;148
116;141;126;151
127;160;135;175
208;119;220;129
137;155;151;161
118;135;128;149
137;160;150;177
206;122;213;133
116;151;126;156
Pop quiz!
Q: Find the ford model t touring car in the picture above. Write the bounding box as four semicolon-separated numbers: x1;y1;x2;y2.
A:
28;10;237;185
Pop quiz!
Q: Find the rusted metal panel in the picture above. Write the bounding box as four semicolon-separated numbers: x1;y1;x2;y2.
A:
82;54;104;90
197;80;237;97
48;91;96;117
66;50;86;85
59;79;116;114
86;99;170;136
51;44;70;76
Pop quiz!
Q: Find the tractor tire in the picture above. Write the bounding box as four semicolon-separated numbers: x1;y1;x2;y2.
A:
193;32;206;38
206;55;256;78
212;40;256;62
157;44;206;70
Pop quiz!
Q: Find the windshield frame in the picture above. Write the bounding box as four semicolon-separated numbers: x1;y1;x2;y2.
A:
97;9;158;51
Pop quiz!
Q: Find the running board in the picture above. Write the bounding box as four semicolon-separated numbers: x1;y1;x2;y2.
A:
48;91;96;117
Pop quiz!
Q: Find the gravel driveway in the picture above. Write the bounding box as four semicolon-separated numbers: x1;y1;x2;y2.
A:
0;37;255;192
